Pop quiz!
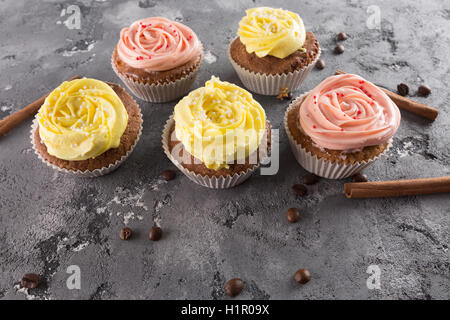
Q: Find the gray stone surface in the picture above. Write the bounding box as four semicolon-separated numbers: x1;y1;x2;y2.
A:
0;0;449;300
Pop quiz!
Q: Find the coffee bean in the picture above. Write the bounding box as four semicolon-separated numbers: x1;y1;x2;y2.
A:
337;32;348;41
292;184;307;196
302;173;319;185
161;170;176;181
286;208;300;223
352;173;368;183
418;85;431;96
224;278;244;297
21;273;40;289
315;59;326;70
149;226;163;241
120;227;132;240
397;83;409;96
334;44;345;54
294;269;311;284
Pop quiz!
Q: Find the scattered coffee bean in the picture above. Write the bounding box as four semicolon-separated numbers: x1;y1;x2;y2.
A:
292;184;307;196
315;59;326;70
161;170;176;181
418;85;431;96
352;173;368;183
397;83;409;96
286;208;300;223
334;44;345;54
337;32;348;41
149;226;163;241
302;173;319;185
21;273;40;289
294;269;311;284
120;227;132;240
224;278;244;297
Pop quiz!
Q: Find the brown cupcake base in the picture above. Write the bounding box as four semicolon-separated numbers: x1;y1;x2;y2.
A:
229;32;320;75
32;82;143;176
168;121;271;178
228;37;321;96
112;50;203;103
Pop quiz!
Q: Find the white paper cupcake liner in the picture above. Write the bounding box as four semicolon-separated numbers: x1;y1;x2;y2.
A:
30;96;143;178
111;48;203;103
162;116;270;189
284;93;393;179
228;38;321;96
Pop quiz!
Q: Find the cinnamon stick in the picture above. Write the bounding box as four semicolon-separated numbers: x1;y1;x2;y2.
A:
344;176;450;199
0;75;81;137
335;70;438;121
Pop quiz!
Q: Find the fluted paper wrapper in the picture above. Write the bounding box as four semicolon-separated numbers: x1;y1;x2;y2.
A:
228;39;321;96
162;116;270;189
284;94;392;179
111;54;202;103
31;108;143;178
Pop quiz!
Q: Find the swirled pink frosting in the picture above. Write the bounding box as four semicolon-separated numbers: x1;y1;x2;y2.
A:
117;17;201;72
299;74;401;151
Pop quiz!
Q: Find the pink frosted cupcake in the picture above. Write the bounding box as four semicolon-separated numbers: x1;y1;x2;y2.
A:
284;74;401;179
112;17;203;103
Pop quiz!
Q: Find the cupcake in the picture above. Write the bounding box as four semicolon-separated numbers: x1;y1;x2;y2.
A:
228;7;320;96
31;78;143;177
284;73;400;179
112;17;203;103
162;76;270;188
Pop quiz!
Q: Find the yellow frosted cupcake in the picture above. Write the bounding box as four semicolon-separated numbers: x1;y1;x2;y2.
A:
229;7;321;95
31;78;142;177
162;76;270;188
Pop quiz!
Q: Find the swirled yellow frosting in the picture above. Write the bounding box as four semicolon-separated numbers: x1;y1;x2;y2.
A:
37;78;128;161
238;7;306;59
173;76;266;170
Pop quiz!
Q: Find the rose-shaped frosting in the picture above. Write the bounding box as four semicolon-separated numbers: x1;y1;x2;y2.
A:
174;76;266;170
117;17;201;72
299;74;401;151
238;7;306;59
37;78;128;160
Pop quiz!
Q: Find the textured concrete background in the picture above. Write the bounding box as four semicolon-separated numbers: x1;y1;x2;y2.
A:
0;0;449;300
